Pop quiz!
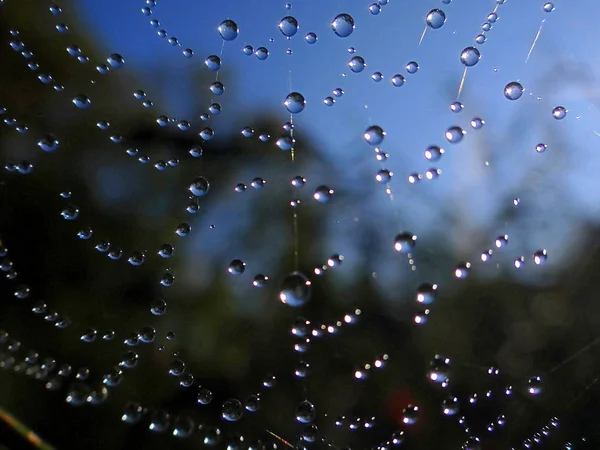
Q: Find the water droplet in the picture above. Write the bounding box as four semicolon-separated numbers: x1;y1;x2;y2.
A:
284;92;306;113
139;326;156;343
470;117;485;129
442;396;460;416
244;394;261;412
305;32;318;44
369;3;381;15
460;47;481;67
107;53;125;69
533;249;547;265
394;232;417;254
158;244;174;258
372;71;383;82
189;177;210;196
463;436;481;450
279;272;312;307
391;431;405;445
49;4;62;15
61;205;79;220
348;56;366;73
375;169;393;184
122;402;144;423
426;9;446;29
38;134;60;152
454;262;471;278
218;19;239;41
72;95;91;108
205;55;221;71
80;328;97;343
252;274;269;287
425;145;444;161
228;259;246;275
160;272;175;287
175;223;191;237
552;105;567;120
391;74;405;87
332;13;355;38
169;359;186;376
445;126;466;143
296;400;316;423
313;185;334;203
279;16;299;37
536;143;547;153
406;61;419;74
364;125;385;145
495;235;508;248
120;351;139;369
527;376;543;395
255;47;269;60
504;81;524;100
416;282;438;304
450;101;463;113
180;372;194;387
543;2;555;12
401;405;419;425
222;398;244;421
149;410;170;432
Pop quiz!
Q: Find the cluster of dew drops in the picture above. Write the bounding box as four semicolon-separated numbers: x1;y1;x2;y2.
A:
0;0;589;448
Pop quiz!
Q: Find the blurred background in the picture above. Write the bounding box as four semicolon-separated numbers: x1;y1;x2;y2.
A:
1;0;600;448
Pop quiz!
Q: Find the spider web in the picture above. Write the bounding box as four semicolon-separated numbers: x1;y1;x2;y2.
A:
1;0;600;449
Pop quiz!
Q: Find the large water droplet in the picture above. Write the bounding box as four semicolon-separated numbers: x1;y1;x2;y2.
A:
72;95;91;109
460;47;481;67
296;400;316;423
279;16;299;37
426;9;446;29
284;92;306;114
107;53;125;69
364;125;385;146
332;13;355;37
38;134;60;152
504;81;523;100
189;177;210;197
279;272;312;307
348;56;366;73
552;105;567;120
222;399;244;421
218;19;239;40
313;185;334;203
394;232;417;253
445;126;466;143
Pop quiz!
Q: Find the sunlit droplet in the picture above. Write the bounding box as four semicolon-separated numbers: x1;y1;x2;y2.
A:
284;92;306;114
279;272;312;307
426;9;446;29
364;125;385;145
504;81;524;100
460;47;481;67
394;232;417;254
332;13;355;37
218;19;239;41
552;106;567;120
313;186;334;203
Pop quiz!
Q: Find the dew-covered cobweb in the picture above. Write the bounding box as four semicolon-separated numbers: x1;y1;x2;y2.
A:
1;0;600;449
